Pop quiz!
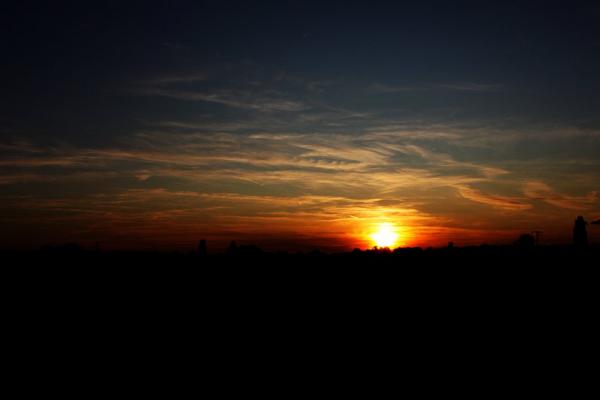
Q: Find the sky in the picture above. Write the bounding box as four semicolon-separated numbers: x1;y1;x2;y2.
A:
1;1;600;251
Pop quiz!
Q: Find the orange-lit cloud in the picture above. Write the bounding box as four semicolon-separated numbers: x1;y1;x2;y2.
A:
1;124;599;249
457;186;532;211
523;181;597;210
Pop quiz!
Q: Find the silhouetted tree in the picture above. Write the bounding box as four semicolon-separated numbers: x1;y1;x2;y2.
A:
236;244;263;257
227;241;238;256
515;234;535;249
573;216;588;247
198;239;207;257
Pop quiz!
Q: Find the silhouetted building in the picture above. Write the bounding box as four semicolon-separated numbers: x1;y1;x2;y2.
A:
573;216;588;247
198;239;207;257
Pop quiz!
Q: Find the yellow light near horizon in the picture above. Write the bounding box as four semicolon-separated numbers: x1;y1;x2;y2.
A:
370;222;399;248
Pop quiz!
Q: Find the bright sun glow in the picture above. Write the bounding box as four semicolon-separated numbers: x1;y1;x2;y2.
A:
370;222;399;248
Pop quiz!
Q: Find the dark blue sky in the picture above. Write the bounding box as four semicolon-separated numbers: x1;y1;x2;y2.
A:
3;1;600;143
1;1;599;249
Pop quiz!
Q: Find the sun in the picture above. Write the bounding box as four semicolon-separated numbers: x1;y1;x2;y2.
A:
370;222;399;248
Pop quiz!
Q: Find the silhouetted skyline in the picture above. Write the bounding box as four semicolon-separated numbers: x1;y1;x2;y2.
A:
1;1;599;251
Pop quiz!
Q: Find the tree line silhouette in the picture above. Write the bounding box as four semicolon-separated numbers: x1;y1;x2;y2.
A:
4;215;598;267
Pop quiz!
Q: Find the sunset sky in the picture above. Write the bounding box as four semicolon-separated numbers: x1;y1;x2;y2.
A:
1;1;599;251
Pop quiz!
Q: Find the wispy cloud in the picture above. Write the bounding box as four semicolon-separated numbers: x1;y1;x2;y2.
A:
0;132;504;200
2;116;599;247
439;82;503;92
142;88;309;112
523;181;598;210
457;186;532;211
137;69;311;112
144;73;209;85
369;82;503;94
369;83;425;94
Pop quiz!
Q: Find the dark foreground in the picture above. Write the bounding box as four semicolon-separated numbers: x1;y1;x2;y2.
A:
6;243;599;267
5;244;598;301
4;243;598;334
8;244;599;304
4;243;597;362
